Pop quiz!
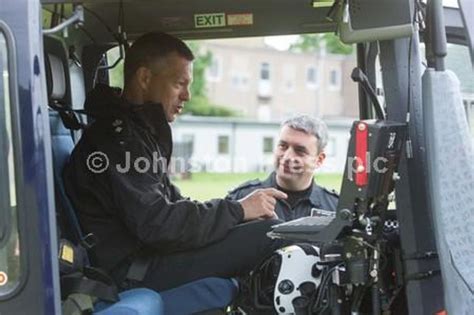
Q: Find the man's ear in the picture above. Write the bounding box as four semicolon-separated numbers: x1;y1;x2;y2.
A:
136;66;152;91
315;151;326;169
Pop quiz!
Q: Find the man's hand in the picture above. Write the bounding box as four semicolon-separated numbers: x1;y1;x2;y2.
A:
238;188;287;221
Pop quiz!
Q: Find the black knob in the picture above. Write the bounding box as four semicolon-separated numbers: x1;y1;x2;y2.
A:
278;279;294;294
299;281;316;297
312;263;322;278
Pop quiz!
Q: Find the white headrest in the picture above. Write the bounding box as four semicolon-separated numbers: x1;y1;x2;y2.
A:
48;53;66;100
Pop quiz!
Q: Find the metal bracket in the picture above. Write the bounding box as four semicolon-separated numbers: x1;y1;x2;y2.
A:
403;251;438;260
405;269;441;282
43;5;84;35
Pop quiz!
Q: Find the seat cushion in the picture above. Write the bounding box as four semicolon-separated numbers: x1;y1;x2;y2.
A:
50;111;86;245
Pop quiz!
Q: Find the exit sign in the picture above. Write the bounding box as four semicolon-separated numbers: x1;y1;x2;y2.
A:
194;13;226;28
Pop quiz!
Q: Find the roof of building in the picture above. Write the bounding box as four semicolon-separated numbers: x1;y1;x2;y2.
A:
202;39;352;61
175;115;354;128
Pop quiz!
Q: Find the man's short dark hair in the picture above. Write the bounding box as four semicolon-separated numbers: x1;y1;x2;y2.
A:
124;32;194;84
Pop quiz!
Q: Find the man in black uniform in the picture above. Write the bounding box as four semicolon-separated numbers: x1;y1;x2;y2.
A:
227;115;338;221
64;32;287;292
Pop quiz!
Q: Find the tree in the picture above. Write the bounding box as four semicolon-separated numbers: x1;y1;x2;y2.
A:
184;41;237;117
289;33;353;55
186;41;210;99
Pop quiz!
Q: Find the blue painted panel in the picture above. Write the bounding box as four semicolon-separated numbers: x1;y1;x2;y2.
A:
0;1;60;314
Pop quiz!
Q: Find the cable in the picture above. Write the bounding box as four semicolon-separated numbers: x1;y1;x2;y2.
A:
449;253;474;295
401;0;421;160
406;0;421;124
118;0;126;43
316;265;340;311
51;4;59;28
351;284;368;312
407;34;414;122
117;0;128;47
311;263;343;313
83;6;122;43
85;3;127;72
385;286;404;310
78;25;97;44
347;236;388;271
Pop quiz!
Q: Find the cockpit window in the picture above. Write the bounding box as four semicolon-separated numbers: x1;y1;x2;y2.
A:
0;28;21;297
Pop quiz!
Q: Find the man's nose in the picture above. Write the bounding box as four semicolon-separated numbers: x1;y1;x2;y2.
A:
181;88;191;101
282;147;295;161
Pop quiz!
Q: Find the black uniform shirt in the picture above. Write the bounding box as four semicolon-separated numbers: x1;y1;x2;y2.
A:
64;85;244;274
226;172;339;221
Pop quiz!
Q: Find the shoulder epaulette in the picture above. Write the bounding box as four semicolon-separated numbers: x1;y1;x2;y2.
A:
100;116;133;146
228;178;262;194
323;187;339;198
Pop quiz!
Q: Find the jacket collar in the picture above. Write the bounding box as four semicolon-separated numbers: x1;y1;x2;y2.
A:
263;171;323;208
129;102;173;162
84;84;173;161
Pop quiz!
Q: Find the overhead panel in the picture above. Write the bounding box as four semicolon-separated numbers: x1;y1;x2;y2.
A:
44;0;337;43
338;0;413;44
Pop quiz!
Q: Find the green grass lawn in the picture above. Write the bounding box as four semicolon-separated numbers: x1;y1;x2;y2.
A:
173;172;342;201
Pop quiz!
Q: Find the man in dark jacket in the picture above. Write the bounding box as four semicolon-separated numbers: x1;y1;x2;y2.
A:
64;32;287;292
227;115;339;221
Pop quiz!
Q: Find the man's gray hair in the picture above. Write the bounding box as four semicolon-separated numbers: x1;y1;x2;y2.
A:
282;115;329;152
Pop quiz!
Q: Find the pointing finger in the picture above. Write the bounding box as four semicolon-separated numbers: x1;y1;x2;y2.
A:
261;199;273;212
262;188;287;200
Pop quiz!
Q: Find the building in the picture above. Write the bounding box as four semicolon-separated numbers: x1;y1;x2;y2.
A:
201;38;359;121
172;115;352;174
171;38;358;175
171;40;474;175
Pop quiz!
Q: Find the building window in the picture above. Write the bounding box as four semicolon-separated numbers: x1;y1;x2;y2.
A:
206;55;222;81
218;135;229;154
0;30;22;294
230;72;249;90
258;62;272;98
182;134;195;152
106;46;124;88
231;75;238;87
260;62;270;80
329;68;341;90
282;64;295;93
263;137;274;153
306;66;318;89
325;137;337;157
